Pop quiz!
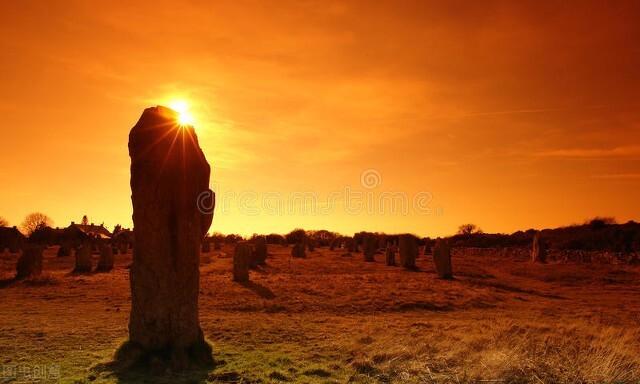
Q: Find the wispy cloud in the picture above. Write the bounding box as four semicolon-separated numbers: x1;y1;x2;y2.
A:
592;173;640;179
536;146;640;159
465;105;606;117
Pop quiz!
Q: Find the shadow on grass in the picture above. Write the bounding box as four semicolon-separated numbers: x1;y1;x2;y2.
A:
239;280;276;299
90;341;258;384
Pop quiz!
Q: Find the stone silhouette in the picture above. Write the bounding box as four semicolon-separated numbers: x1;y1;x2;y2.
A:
74;243;93;273
57;243;72;257
531;231;547;263
363;234;376;262
16;245;43;279
96;245;114;272
123;106;215;370
385;244;396;266
201;240;211;253
252;236;268;267
292;242;306;258
433;240;453;279
399;234;418;270
233;242;251;282
344;237;356;253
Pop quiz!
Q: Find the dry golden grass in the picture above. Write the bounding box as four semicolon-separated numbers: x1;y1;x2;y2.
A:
0;245;639;383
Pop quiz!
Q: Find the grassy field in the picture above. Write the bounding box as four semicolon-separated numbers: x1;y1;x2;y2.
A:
1;245;639;383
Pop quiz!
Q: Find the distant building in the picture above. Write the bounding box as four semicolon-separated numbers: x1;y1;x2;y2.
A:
0;226;26;252
62;222;112;245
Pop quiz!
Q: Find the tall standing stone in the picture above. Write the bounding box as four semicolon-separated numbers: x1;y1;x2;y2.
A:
531;232;547;263
125;106;215;369
233;242;251;282
74;243;93;273
399;234;418;270
433;240;453;279
385;244;396;266
292;242;306;258
16;245;43;279
363;234;376;262
96;245;114;272
252;236;267;267
345;237;356;253
57;243;72;257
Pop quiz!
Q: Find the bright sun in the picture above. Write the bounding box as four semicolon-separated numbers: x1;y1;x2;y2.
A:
168;100;195;125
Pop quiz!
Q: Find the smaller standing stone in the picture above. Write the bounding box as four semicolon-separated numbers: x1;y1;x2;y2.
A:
201;241;211;253
307;239;315;252
74;243;93;273
233;242;251;282
292;242;306;258
345;237;356;253
399;235;418;270
16;245;43;279
385;245;396;266
433;240;453;279
213;241;221;251
57;243;72;257
424;244;432;255
252;236;268;267
363;234;376;262
96;245;114;272
531;232;547;263
118;242;129;255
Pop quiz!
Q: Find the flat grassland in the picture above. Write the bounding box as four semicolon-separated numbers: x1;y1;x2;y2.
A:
1;245;639;383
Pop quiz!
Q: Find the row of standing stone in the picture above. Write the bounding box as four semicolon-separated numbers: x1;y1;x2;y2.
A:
14;243;125;279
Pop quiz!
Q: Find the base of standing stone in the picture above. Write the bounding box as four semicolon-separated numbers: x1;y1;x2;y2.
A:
113;337;214;373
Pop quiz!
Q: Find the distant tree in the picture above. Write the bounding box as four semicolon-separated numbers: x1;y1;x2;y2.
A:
81;215;89;226
587;216;616;229
457;223;482;235
285;228;307;244
113;224;122;235
21;212;53;236
0;216;8;227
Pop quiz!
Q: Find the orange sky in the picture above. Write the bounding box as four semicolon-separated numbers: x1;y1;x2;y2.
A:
1;1;639;237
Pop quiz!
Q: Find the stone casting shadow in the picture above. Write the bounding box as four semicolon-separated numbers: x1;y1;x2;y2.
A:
239;281;276;299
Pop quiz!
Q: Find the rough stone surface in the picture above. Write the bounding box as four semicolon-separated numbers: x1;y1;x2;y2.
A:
126;106;214;370
344;237;356;253
292;242;306;258
233;242;251;282
433;240;453;279
74;244;93;273
531;232;547;263
252;236;267;267
385;245;396;266
57;243;72;257
96;245;114;272
16;245;43;279
363;234;376;262
399;235;418;270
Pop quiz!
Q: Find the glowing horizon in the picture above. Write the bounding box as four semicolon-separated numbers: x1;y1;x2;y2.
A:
0;2;639;237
